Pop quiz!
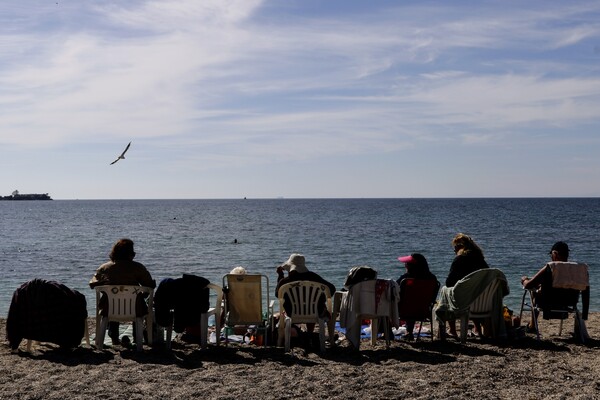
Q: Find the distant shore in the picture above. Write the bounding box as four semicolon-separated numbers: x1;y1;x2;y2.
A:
1;314;600;399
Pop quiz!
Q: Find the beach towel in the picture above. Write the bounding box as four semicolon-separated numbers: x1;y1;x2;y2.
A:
339;279;399;347
549;262;589;291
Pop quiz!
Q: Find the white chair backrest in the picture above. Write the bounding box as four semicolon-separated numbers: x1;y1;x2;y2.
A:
95;285;153;322
278;281;331;324
469;279;500;314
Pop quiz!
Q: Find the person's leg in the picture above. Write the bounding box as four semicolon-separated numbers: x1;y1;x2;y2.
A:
403;320;415;340
447;320;458;337
528;289;542;330
108;322;120;345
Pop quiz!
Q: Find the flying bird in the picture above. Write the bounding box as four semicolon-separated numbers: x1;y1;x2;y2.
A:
110;142;131;165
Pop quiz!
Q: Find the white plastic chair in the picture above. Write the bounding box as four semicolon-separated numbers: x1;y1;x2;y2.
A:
164;283;223;350
94;285;154;351
339;279;399;349
277;281;332;353
459;279;501;343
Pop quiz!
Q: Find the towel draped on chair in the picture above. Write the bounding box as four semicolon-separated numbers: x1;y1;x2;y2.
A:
7;279;88;350
434;268;509;339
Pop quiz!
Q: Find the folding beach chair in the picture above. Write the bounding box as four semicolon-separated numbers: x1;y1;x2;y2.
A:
398;278;440;341
519;262;590;343
222;273;274;347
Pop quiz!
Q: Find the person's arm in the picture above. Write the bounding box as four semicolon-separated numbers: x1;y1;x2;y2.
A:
445;257;462;287
275;266;286;297
136;263;156;288
521;265;547;289
89;267;107;288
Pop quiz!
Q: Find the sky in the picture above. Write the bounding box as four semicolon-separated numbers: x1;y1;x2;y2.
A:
1;0;599;199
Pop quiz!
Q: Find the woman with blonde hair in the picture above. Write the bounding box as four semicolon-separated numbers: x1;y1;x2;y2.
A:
444;233;489;338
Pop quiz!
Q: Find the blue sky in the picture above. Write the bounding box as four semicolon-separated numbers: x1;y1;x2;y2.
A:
1;0;599;199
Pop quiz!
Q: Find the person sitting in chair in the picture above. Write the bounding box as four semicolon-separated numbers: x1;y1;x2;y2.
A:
521;241;589;330
397;253;437;341
445;233;489;338
275;253;336;336
90;238;156;345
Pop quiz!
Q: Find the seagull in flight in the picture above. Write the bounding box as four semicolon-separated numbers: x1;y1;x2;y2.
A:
110;142;131;165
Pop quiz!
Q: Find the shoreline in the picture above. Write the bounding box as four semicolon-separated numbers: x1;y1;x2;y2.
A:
2;315;600;399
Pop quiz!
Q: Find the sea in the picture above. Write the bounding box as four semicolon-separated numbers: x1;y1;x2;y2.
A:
1;198;599;317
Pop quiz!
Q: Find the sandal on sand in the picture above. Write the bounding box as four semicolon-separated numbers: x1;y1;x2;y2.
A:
445;329;459;339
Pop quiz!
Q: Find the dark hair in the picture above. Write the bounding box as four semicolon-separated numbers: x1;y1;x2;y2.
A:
405;253;431;278
550;241;569;259
109;238;135;262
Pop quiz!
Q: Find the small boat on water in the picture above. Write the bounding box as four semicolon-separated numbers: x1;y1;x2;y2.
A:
0;190;52;200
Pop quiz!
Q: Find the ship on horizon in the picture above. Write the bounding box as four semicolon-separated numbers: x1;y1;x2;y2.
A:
0;190;52;200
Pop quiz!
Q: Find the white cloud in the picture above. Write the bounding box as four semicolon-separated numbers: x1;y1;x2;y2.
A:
1;1;600;197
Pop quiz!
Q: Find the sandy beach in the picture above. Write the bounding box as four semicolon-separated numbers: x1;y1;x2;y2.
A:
1;314;599;399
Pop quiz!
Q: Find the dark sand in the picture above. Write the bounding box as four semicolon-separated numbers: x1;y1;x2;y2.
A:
1;315;600;399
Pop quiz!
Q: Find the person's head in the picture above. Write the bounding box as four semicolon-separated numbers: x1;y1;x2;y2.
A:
398;253;431;276
230;266;247;274
452;233;484;257
550;241;569;262
279;253;308;273
109;238;136;262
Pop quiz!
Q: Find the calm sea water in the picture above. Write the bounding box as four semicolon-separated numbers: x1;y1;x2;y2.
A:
1;198;598;316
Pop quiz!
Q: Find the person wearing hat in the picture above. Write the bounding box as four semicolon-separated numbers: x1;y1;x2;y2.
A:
521;241;570;291
275;254;336;335
397;253;438;340
520;241;589;330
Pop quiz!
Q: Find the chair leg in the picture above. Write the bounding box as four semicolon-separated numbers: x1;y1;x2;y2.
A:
529;291;541;341
200;313;209;350
135;318;144;351
83;319;90;346
327;317;335;347
416;321;423;342
460;317;468;343
96;317;108;349
518;290;528;322
437;321;446;341
383;318;390;349
284;317;291;352
166;324;173;350
146;313;153;346
214;313;220;347
558;318;564;336
318;320;326;353
371;319;378;346
278;316;286;348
